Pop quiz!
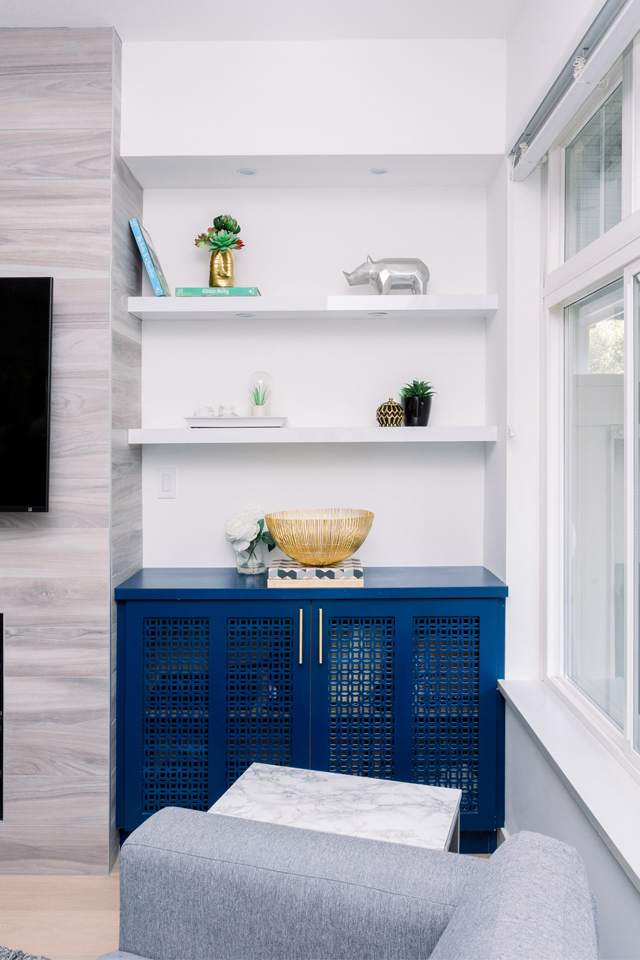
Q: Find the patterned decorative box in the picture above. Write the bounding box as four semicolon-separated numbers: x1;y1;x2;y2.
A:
267;557;364;587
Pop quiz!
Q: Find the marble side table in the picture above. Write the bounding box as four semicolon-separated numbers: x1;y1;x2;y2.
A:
209;763;461;852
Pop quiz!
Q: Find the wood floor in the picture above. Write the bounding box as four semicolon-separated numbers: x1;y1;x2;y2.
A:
0;864;119;960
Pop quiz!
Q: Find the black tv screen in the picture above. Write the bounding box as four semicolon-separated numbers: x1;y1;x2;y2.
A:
0;277;52;512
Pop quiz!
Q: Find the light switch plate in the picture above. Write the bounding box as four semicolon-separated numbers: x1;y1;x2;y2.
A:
157;466;176;498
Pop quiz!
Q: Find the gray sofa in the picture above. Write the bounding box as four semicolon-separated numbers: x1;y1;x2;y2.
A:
100;807;598;960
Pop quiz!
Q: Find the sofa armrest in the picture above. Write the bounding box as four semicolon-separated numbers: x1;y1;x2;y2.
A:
430;831;598;960
118;807;485;960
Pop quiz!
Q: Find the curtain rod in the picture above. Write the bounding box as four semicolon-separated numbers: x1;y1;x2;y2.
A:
510;0;630;172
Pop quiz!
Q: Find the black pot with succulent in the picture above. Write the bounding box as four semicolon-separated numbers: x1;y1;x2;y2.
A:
400;379;435;427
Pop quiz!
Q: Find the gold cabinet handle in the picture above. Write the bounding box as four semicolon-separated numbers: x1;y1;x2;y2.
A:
299;609;303;665
318;607;323;664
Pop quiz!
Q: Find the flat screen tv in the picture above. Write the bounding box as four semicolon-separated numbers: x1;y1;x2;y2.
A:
0;277;53;512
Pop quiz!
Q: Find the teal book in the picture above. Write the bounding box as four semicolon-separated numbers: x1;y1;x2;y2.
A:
175;287;260;297
129;219;171;297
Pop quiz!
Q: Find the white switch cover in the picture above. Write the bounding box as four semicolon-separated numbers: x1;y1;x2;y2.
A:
157;466;176;498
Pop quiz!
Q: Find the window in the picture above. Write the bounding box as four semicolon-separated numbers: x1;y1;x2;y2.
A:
565;83;623;259
541;30;640;779
565;280;624;728
556;263;640;764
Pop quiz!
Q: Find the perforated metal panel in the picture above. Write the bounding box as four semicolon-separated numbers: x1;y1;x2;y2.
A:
412;616;480;810
226;618;295;787
327;617;395;778
142;618;210;814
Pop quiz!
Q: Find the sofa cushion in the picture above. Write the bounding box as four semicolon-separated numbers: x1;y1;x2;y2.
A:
429;831;598;960
119;807;487;960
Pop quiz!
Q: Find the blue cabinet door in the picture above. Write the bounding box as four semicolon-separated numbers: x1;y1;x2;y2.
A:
118;599;310;831
308;599;398;781
308;598;502;832
219;599;312;797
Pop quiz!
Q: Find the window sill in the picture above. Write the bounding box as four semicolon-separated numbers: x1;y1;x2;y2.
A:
499;679;640;893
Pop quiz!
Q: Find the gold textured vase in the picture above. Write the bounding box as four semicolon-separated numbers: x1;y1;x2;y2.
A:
209;249;235;287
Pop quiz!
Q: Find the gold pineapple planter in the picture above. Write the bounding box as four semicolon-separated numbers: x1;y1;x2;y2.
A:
209;249;235;287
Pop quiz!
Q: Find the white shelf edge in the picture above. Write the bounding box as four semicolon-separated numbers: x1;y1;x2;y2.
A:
128;293;498;321
128;426;498;445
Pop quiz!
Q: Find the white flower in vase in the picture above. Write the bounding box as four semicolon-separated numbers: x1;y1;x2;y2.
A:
225;507;276;574
225;507;263;552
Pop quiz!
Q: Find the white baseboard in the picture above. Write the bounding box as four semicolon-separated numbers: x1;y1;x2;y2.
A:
497;827;510;846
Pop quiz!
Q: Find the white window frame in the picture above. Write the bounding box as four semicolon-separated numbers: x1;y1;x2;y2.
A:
539;40;640;777
543;235;640;779
545;54;629;275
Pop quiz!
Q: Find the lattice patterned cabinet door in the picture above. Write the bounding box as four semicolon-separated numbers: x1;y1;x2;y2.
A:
142;617;210;815
317;615;395;779
226;615;298;788
412;615;480;812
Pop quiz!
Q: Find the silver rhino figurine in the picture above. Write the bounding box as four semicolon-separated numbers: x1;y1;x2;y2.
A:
343;255;429;295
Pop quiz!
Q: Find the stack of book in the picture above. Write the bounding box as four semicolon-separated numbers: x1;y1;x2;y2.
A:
267;558;364;588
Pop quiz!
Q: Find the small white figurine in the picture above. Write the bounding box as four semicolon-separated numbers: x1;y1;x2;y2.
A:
343;256;430;295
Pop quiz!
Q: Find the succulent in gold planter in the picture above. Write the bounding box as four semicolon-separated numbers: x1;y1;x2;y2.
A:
195;214;245;288
376;397;404;427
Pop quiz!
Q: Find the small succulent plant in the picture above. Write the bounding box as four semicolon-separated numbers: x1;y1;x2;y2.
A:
195;215;245;251
213;215;241;234
399;379;436;399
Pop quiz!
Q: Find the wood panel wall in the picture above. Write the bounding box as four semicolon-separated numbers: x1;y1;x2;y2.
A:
0;27;142;873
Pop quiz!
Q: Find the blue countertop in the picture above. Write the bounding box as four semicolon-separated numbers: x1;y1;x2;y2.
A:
115;566;508;600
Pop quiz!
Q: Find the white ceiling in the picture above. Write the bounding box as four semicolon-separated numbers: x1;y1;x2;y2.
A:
0;0;526;42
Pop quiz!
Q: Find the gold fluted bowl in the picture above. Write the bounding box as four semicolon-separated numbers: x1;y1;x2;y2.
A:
265;508;374;566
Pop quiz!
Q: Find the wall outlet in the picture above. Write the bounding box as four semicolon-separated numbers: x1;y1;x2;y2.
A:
157;466;176;498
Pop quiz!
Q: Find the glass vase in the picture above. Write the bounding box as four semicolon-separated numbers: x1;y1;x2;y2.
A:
236;539;267;575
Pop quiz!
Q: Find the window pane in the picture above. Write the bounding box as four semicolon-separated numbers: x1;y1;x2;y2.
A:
565;84;622;259
565;279;624;728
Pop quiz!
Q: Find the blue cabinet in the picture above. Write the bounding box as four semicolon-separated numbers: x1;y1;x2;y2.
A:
116;567;507;847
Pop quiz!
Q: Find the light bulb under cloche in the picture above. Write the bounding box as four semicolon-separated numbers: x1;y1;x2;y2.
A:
247;370;274;418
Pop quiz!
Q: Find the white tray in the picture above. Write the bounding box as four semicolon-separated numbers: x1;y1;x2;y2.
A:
185;417;287;428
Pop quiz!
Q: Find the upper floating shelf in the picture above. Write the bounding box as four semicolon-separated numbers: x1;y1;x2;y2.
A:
128;294;498;322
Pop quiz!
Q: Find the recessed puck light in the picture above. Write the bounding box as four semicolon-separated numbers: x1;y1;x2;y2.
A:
236;313;255;318
237;168;256;176
370;167;388;175
368;311;388;316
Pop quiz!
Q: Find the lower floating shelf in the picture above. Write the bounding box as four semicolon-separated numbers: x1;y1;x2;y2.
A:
128;426;498;444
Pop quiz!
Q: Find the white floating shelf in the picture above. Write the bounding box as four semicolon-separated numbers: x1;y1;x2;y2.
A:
128;294;498;322
128;426;497;445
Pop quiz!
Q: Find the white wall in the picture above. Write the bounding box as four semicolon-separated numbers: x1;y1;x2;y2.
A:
122;40;506;159
140;185;489;567
506;707;640;960
506;0;607;149
483;160;508;581
141;186;487;296
504;169;543;680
